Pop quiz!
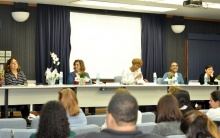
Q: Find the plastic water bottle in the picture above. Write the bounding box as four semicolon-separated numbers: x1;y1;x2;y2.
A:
174;73;178;84
59;71;63;85
204;73;208;85
96;73;100;84
153;72;157;84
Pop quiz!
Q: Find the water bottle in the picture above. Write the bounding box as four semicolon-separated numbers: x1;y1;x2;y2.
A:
59;71;63;85
153;72;157;84
96;73;100;84
204;73;208;85
174;73;178;84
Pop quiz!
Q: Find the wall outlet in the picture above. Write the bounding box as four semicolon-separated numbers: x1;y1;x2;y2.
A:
0;57;5;63
0;51;5;56
6;51;11;57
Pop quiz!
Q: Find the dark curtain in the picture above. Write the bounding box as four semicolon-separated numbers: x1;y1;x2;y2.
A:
141;14;166;82
36;4;71;84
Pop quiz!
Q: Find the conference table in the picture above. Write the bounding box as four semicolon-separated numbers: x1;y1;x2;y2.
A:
0;83;219;118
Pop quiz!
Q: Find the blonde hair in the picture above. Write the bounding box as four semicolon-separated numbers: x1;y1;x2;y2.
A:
132;58;143;66
168;86;183;95
114;88;130;95
58;88;79;116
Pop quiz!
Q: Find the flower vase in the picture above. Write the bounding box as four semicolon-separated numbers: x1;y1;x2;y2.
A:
79;78;86;85
48;77;55;85
168;79;174;85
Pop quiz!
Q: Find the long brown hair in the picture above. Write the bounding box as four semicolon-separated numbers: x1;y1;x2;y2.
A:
4;57;21;73
181;110;220;138
157;94;183;123
73;59;86;72
58;88;79;116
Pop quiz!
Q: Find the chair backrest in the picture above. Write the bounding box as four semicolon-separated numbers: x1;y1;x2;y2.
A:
70;124;100;135
136;122;156;134
141;112;156;123
86;114;106;127
166;135;186;138
30;116;40;129
114;76;122;83
157;78;163;84
0;129;37;138
0;118;26;129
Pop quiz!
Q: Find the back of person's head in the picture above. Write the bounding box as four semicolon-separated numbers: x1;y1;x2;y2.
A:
58;88;79;116
114;88;130;94
132;58;143;66
210;90;220;102
168;86;183;95
36;100;70;138
173;90;190;108
157;94;182;123
181;110;220;138
107;93;138;126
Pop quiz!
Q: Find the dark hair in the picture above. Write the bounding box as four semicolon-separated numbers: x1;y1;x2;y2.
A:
181;110;220;138
210;90;220;102
170;62;178;67
107;93;138;126
36;101;70;138
205;65;213;70
73;59;86;72
157;94;182;123
173;90;190;108
4;57;21;73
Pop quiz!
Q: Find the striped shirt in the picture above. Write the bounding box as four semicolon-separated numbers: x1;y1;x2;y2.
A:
4;71;27;85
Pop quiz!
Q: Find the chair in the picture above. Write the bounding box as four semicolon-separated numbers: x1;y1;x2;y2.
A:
30;116;40;129
166;135;186;138
86;114;106;127
157;78;163;84
114;76;122;83
136;122;156;134
0;129;37;138
70;124;100;135
0;118;27;129
141;112;156;123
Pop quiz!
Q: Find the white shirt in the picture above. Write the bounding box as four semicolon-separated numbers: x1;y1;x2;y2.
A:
101;110;142;129
121;68;143;85
206;107;220;119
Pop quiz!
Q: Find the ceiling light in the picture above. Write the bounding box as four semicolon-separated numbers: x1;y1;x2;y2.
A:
72;0;177;12
171;16;185;33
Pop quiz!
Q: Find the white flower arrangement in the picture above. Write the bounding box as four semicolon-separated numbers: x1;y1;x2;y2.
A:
45;52;60;84
74;73;90;83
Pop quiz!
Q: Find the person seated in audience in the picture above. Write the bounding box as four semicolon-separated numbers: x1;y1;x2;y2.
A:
30;100;75;138
3;58;29;120
101;88;142;130
58;88;87;127
199;65;216;85
206;90;220;119
168;86;183;94
173;90;194;115
67;59;94;115
74;93;163;138
181;110;220;138
121;58;148;85
162;62;184;84
152;94;183;136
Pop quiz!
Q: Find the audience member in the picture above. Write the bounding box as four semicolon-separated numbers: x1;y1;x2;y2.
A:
67;59;94;115
199;65;216;85
74;93;163;138
58;88;87;127
168;86;182;94
4;58;29;120
121;58;148;85
162;62;184;84
206;90;220;119
152;94;183;136
173;90;194;115
101;88;142;129
30;100;75;138
181;110;220;138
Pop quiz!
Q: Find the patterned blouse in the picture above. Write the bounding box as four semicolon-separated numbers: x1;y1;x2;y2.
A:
4;71;27;85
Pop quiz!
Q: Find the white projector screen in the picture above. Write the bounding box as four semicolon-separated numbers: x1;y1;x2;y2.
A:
70;12;141;79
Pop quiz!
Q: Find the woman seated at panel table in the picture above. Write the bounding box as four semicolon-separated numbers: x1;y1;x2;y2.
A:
121;58;148;85
4;57;30;120
199;65;216;85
